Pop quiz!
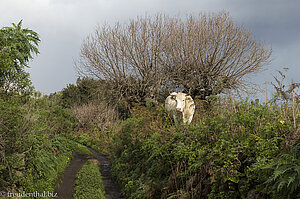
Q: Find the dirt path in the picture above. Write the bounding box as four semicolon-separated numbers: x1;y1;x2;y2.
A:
54;153;89;199
54;149;124;199
88;147;124;199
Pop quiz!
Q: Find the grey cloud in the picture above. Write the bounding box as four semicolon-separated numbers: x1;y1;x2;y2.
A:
1;0;299;95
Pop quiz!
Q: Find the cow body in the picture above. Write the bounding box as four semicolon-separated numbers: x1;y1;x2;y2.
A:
165;92;195;124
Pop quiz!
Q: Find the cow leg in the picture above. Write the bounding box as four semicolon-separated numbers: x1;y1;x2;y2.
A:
182;112;190;124
173;113;178;125
188;115;193;124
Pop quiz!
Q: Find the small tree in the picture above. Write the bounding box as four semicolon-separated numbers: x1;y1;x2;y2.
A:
0;20;40;94
77;12;272;102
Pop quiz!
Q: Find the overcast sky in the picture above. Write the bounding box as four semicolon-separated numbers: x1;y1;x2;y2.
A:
1;0;300;98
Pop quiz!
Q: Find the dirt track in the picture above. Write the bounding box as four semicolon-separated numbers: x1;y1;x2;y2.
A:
54;149;124;199
88;148;124;199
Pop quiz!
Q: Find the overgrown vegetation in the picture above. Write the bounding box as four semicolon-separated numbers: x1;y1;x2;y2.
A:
110;96;300;198
0;92;90;197
0;21;99;197
0;21;79;197
1;15;300;199
59;77;122;154
74;160;105;199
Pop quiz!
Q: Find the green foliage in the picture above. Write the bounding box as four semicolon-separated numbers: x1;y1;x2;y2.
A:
262;143;300;198
72;132;102;152
0;96;26;154
74;160;105;199
0;20;40;94
21;136;73;194
28;95;78;135
19;136;91;197
111;100;297;198
0;93;82;196
60;77;105;108
60;77;130;119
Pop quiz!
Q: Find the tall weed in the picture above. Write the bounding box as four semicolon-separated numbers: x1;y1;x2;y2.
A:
111;98;298;198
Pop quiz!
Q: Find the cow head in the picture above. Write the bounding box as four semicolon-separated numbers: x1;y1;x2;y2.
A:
170;92;188;112
166;92;195;125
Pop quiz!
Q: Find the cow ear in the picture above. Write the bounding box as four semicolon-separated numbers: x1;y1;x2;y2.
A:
186;95;193;102
170;92;177;99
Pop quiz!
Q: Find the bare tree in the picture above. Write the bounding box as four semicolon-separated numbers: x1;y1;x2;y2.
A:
77;14;170;102
164;12;272;99
77;12;272;102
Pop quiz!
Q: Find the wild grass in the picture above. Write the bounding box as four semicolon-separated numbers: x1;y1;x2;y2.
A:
110;94;300;198
73;160;105;199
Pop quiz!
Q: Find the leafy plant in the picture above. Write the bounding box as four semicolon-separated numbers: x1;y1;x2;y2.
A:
263;143;300;199
0;20;40;94
0;92;82;196
111;99;294;198
74;160;105;199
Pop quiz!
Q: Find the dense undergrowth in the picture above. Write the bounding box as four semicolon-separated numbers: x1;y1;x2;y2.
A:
74;160;105;199
0;93;90;198
0;78;119;198
1;84;299;199
2;18;300;199
111;97;300;198
0;21;107;198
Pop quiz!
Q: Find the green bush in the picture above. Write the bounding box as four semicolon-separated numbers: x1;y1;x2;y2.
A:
27;95;77;135
262;143;300;199
60;77;130;119
111;100;297;198
71;132;102;152
74;160;105;199
0;95;30;189
0;94;83;196
21;136;73;193
60;77;108;108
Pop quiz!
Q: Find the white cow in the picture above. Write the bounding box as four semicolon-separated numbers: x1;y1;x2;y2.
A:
165;92;195;125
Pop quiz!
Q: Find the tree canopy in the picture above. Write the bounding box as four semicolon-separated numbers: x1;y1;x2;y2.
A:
0;20;40;94
78;12;272;102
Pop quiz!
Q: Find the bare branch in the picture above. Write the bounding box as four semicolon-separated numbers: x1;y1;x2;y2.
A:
76;12;272;102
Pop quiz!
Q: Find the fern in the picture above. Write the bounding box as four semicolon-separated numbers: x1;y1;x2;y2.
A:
264;143;300;198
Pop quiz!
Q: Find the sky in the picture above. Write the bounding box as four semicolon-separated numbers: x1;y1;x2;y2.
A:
1;0;300;99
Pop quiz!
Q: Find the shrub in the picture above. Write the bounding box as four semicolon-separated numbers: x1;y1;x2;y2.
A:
60;77;103;108
72;100;119;132
262;143;300;199
0;95;30;189
111;99;296;198
0;94;81;196
27;95;77;135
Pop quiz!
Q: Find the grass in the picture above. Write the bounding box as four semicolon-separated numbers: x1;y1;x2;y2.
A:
74;160;105;199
